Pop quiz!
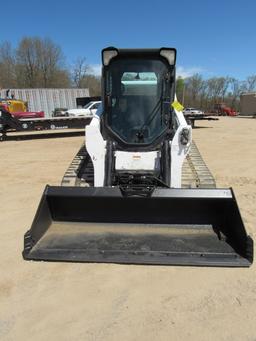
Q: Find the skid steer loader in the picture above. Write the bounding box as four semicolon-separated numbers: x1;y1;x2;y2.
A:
23;47;253;267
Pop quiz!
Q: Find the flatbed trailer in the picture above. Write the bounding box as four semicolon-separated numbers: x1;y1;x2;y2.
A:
185;114;218;128
0;109;92;141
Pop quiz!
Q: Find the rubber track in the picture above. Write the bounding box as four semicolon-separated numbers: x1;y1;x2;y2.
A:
182;142;216;188
61;144;93;187
61;141;216;188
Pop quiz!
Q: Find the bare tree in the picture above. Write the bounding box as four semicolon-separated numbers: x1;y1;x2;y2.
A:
38;38;65;87
16;37;70;88
72;57;88;87
183;74;204;107
219;77;231;102
0;41;17;88
79;74;101;96
49;69;71;88
71;57;101;94
198;80;209;109
16;37;40;87
187;74;204;102
244;75;256;92
207;78;223;103
229;78;245;109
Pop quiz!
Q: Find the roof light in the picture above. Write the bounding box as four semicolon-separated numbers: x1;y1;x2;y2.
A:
160;49;176;65
102;49;118;66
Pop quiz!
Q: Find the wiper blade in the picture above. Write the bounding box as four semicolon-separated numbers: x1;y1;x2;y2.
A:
137;76;166;135
137;98;161;136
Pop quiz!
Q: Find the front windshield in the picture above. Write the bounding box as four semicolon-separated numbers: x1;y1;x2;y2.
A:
106;58;170;144
83;102;93;109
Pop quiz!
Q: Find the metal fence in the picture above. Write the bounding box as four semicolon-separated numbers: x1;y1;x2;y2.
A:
0;88;90;117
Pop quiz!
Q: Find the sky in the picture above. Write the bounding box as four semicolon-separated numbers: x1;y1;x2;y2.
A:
1;0;256;79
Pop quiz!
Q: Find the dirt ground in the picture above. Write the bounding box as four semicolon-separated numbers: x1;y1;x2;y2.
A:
0;117;256;341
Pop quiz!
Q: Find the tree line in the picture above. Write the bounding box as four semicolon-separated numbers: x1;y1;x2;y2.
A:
176;74;256;111
1;37;255;108
0;37;101;95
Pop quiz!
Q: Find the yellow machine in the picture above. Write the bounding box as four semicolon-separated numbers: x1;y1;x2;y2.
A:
0;99;28;113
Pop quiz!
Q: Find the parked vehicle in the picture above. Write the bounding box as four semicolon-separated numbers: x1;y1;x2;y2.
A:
52;108;69;117
183;107;204;116
213;103;237;116
66;101;101;117
182;107;218;128
0;99;45;118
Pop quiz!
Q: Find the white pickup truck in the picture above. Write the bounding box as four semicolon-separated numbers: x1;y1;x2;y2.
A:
67;101;101;117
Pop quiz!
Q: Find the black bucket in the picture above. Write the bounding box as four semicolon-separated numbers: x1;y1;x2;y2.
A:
23;186;253;267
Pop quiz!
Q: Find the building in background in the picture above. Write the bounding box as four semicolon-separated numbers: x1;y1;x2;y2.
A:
0;88;89;117
240;93;256;116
